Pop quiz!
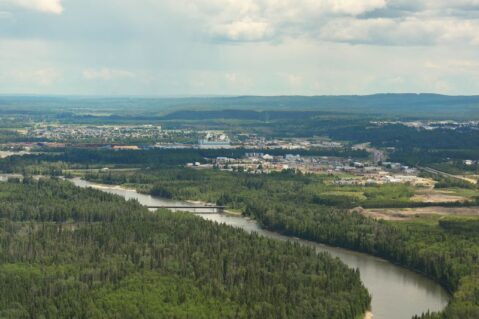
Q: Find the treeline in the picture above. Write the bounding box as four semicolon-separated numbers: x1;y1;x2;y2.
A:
326;124;479;169
160;110;332;121
429;161;479;175
0;130;43;144
328;125;479;150
85;168;479;318
390;148;479;167
0;178;370;319
0;149;206;171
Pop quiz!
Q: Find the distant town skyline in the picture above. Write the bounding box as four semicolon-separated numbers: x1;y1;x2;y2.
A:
1;0;479;96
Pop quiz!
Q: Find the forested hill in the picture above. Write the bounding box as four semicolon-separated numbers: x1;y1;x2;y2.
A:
2;94;479;119
0;178;370;319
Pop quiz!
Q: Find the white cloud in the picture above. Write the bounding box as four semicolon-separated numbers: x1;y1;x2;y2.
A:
5;0;63;14
82;68;136;81
3;0;479;46
212;19;272;41
319;17;479;46
10;67;61;85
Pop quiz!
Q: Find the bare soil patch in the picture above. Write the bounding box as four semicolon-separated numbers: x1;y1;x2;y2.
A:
412;189;468;203
355;206;479;221
412;193;467;203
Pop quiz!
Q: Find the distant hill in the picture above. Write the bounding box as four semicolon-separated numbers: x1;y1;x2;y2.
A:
1;94;479;119
158;94;479;118
160;110;333;121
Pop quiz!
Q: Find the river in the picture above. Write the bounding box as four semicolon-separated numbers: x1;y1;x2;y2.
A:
70;178;450;319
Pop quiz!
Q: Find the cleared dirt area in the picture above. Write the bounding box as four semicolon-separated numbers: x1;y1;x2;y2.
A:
412;193;468;203
355;206;479;221
412;189;468;203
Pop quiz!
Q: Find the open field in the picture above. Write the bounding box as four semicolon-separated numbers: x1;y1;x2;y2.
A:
412;188;469;203
357;206;479;221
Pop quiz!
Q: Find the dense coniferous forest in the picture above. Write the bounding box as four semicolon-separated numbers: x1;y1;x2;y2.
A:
84;168;479;319
0;178;371;319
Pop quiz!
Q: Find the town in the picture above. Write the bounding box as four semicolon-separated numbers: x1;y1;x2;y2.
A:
13;124;345;151
371;120;479;130
3;124;432;186
189;152;429;186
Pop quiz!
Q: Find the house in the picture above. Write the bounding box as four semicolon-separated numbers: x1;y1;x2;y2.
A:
262;154;274;161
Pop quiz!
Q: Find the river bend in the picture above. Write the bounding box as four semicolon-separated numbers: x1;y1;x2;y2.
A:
70;178;450;319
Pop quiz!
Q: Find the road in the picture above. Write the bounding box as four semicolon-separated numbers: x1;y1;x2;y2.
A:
353;143;386;163
418;166;478;184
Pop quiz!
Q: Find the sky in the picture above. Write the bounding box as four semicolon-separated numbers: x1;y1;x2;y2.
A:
0;0;479;96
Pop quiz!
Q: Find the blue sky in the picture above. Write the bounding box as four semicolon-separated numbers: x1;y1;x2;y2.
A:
1;0;479;96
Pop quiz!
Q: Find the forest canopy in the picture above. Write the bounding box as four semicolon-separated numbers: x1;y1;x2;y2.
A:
0;178;370;319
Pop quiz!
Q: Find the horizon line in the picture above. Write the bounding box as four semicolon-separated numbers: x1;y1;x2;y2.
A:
1;93;479;99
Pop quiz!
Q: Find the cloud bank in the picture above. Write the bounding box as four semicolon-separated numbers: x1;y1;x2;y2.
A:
2;0;478;46
168;0;479;45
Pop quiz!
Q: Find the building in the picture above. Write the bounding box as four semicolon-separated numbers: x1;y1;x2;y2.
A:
198;132;232;149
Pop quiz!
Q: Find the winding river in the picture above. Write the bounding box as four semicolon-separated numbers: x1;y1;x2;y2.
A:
70;178;450;319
